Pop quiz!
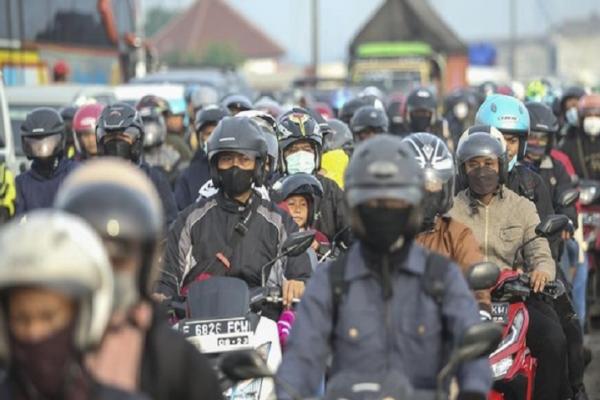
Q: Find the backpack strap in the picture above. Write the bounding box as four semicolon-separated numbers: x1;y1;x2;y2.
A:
422;250;450;305
328;251;349;336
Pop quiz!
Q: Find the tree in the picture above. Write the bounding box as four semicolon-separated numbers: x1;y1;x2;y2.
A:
144;7;179;37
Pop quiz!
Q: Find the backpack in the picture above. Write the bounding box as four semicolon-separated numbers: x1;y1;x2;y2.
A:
328;249;449;329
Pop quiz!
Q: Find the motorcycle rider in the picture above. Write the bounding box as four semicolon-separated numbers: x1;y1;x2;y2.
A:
221;94;253;115
403;132;490;311
523;101;577;224
174;105;230;210
137;102;184;185
449;132;567;400
0;163;16;223
54;158;223;400
60;105;78;159
277;134;491;398
72;103;105;160
558;86;586;138
277;108;350;243
320;118;353;189
95;103;178;226
349;105;389;142
404;87;452;148
157;117;311;310
443;89;481;143
475;94;555;221
559;93;600;180
338;95;384;124
0;210;144;399
16;107;78;215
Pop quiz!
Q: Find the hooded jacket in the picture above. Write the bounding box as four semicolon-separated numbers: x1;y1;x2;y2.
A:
449;187;555;279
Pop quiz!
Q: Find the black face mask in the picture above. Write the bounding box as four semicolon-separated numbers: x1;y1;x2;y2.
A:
103;140;134;161
421;191;443;232
31;157;59;179
219;167;254;198
410;115;432;132
356;205;414;253
467;166;500;196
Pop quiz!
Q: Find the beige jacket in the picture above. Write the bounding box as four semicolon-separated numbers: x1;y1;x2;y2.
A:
449;187;555;280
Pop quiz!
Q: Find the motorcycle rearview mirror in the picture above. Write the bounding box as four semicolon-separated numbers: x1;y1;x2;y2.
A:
534;214;570;238
558;188;579;208
220;350;273;381
466;262;500;291
436;323;503;400
281;230;316;257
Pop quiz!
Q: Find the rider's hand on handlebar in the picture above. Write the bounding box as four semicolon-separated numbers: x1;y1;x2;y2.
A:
152;292;169;303
530;270;551;293
282;279;305;308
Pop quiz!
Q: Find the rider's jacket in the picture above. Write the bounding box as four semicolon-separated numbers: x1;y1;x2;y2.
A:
415;216;490;305
139;162;178;227
276;242;492;397
157;191;312;298
174;148;211;211
559;129;600;180
449;186;555;279
314;174;350;243
15;157;78;215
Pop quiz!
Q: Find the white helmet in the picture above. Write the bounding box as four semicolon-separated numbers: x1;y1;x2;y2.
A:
0;210;113;362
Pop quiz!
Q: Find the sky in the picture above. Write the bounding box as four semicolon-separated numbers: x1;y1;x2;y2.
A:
142;0;600;64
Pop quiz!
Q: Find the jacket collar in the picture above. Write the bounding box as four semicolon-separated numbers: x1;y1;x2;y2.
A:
345;242;426;281
216;190;259;214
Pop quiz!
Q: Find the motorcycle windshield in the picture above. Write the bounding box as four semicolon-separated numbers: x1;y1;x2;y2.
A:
186;277;250;319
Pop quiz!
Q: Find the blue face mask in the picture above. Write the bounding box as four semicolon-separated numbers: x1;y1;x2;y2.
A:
508;155;517;172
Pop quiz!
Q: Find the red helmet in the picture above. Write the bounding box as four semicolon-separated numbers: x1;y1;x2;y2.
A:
313;102;334;120
73;103;105;133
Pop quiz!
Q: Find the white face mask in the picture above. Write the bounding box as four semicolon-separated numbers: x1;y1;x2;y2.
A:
286;150;316;174
565;107;579;126
453;102;469;120
583;117;600;137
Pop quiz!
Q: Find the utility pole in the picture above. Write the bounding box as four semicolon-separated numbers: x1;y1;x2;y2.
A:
311;0;319;78
509;0;517;80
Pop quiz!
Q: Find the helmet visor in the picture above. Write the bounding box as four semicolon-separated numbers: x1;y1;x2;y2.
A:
97;126;142;143
346;185;423;208
22;134;63;158
143;121;166;147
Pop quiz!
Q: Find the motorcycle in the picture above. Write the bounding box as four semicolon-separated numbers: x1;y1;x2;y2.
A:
219;322;502;400
466;215;569;400
579;179;600;328
171;230;315;400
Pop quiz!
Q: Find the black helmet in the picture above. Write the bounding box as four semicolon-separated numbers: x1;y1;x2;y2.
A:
525;102;558;158
276;108;323;173
207;117;268;187
221;94;253;113
350;105;389;138
560;86;586;112
402;132;455;216
323;118;353;152
96;103;145;163
406;87;438;130
456;131;507;184
20;107;66;159
54;158;163;303
194;105;230;133
345;134;424;213
137;94;171;117
59;105;77;125
338;96;384;124
272;172;323;226
138;106;167;148
236;110;279;171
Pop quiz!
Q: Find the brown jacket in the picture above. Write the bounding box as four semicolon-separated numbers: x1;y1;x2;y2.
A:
416;216;491;305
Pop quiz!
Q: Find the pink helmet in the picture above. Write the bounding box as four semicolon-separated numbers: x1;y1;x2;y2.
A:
73;103;105;133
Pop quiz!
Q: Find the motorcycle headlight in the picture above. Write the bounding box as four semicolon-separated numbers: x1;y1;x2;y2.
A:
491;356;513;379
490;310;524;358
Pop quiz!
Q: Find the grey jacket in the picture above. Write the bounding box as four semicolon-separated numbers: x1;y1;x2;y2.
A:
449;187;555;279
276;243;492;397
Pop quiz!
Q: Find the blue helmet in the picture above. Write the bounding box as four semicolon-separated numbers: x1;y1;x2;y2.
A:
475;94;530;159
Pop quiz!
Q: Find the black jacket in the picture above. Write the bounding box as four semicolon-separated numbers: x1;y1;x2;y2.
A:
559;130;600;180
314;175;350;243
174;149;211;211
507;165;555;221
140;162;178;227
140;307;222;400
158;191;312;298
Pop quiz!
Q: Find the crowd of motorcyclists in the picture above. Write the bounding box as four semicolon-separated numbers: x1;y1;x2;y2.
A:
0;75;597;400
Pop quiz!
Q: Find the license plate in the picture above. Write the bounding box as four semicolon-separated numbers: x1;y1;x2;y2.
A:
181;317;252;353
491;302;509;323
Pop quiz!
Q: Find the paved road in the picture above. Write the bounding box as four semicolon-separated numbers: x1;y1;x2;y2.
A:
585;331;600;400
